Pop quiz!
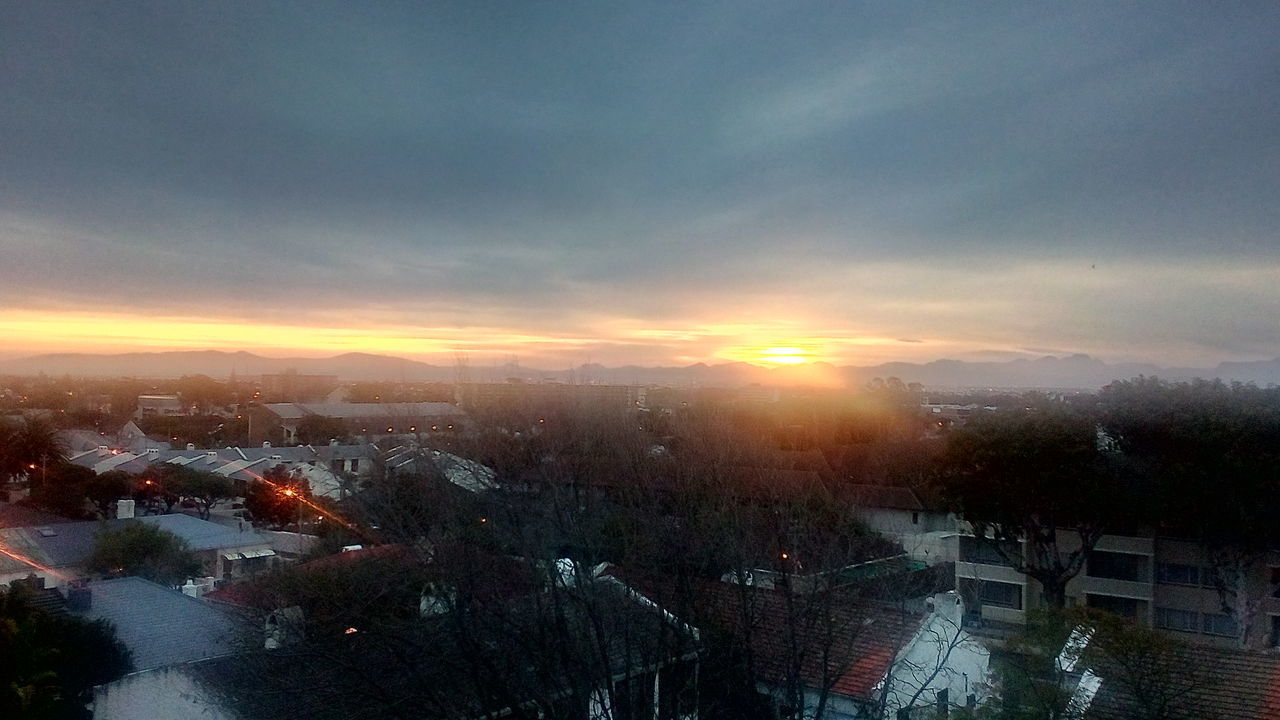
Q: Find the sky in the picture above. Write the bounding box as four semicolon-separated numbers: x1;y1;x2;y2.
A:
2;2;1278;369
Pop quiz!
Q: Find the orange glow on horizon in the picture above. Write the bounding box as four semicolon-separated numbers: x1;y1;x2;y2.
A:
0;308;952;369
757;347;811;365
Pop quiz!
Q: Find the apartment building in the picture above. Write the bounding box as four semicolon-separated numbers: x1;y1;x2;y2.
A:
956;526;1280;651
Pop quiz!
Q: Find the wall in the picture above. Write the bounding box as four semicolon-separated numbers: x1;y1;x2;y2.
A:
93;667;236;720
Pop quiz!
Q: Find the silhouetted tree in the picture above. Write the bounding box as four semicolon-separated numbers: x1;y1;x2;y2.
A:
165;467;236;520
83;470;133;518
0;582;133;719
87;522;200;586
1099;377;1280;646
244;466;312;528
939;409;1127;609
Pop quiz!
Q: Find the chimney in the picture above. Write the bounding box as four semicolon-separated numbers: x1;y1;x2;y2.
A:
116;499;135;519
206;450;219;464
262;441;271;448
186;443;196;450
330;439;339;447
67;581;92;612
182;579;201;597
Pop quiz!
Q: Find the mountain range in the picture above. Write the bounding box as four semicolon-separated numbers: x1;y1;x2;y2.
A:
3;350;1280;390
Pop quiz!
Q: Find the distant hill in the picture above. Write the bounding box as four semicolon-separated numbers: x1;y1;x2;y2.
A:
2;350;1278;389
0;351;450;382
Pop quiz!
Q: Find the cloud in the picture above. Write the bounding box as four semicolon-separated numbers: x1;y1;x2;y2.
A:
1;2;1278;366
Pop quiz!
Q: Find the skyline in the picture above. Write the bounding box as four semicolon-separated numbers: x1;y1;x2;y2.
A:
3;3;1279;369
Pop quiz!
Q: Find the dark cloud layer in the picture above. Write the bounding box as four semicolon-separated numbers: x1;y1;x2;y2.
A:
2;2;1278;364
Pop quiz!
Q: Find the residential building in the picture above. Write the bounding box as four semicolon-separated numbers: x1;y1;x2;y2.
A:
66;441;381;498
135;394;189;418
623;571;989;719
956;526;1280;651
848;484;958;565
0;513;273;590
1081;642;1280;720
97;549;702;720
70;576;239;671
262;401;466;443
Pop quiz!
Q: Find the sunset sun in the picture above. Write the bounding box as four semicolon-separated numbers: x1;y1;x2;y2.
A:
756;347;812;365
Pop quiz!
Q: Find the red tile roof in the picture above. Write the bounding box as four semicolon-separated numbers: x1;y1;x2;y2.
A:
1087;643;1280;720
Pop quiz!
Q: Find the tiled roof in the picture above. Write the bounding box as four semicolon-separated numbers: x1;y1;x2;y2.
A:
1;514;268;569
69;444;378;474
618;570;922;701
73;577;239;671
1086;643;1280;720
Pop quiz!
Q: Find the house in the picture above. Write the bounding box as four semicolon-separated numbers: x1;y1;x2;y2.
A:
1081;642;1280;720
60;420;168;455
94;549;702;720
955;525;1280;651
135;394;189;418
69;576;240;671
847;484;958;565
66;441;381;498
0;512;274;590
621;571;989;719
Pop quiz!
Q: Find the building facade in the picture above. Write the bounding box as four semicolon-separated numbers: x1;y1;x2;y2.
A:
956;526;1280;651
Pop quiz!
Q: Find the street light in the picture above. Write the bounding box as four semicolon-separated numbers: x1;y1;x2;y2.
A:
281;488;302;531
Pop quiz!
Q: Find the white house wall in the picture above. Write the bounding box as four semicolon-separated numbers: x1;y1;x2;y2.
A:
92;667;237;720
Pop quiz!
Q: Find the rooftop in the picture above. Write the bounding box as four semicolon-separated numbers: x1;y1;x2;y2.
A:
73;577;240;671
0;514;268;573
1086;643;1280;720
619;569;922;701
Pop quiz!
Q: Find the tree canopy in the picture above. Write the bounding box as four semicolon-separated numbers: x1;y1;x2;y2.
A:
939;408;1129;607
0;582;133;719
244;466;312;528
87;522;201;586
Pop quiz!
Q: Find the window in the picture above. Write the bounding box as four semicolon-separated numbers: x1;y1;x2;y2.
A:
1154;607;1199;633
912;512;920;525
1270;568;1280;599
983;581;1022;609
960;536;1020;567
1201;566;1239;591
330;458;344;473
349;458;359;472
1155;562;1201;586
1087;594;1143;619
1271;616;1280;649
1088;551;1147;582
1202;613;1240;638
961;578;1023;610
